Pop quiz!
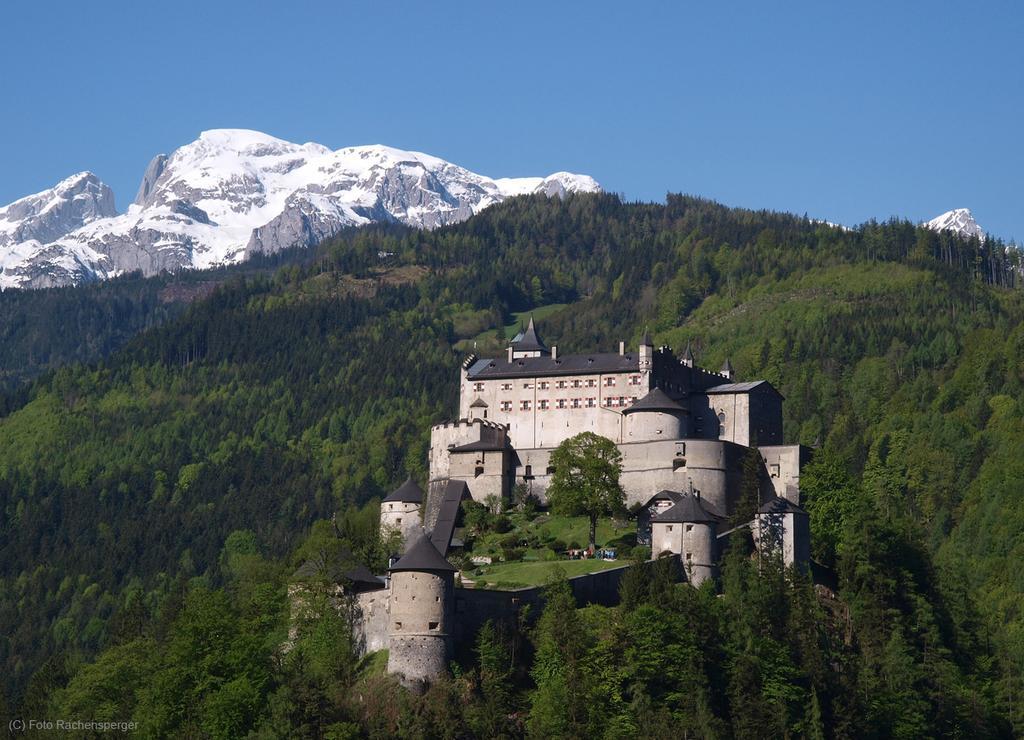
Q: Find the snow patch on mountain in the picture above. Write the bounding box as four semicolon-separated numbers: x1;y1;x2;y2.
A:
924;208;985;241
0;130;601;290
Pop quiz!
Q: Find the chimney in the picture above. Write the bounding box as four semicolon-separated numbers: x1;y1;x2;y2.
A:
507;346;513;363
552;346;558;361
619;341;625;355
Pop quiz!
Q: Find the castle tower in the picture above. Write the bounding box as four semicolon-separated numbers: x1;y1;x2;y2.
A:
622;387;687;440
639;329;654;371
753;496;810;572
649;493;722;586
510;316;547;359
386;534;456;691
682;340;695;368
380;477;424;552
720;357;734;381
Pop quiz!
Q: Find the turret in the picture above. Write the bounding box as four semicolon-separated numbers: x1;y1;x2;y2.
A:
510;316;547;359
649;493;722;586
639;329;653;371
622;387;687;440
380;477;424;552
386;533;456;691
682;340;695;368
720;357;734;381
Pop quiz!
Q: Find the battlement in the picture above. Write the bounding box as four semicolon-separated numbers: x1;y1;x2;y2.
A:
431;417;508;432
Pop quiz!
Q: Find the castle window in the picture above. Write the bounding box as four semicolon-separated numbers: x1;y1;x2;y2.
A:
500;382;512;391
585;378;597;388
429;621;439;630
520;400;532;411
571;398;581;409
546;466;556;475
586;397;597;408
395;622;402;630
673;459;686;471
572;379;582;388
686;553;692;561
718;411;726;437
556;380;567;389
473;382;485;392
396;518;402;525
539;381;550;390
556;399;567;409
523;382;533;389
604;377;616;387
475;466;484;477
667;525;673;532
629;375;641;385
770;464;780;478
686;524;693;532
500;400;512;412
539;399;550;410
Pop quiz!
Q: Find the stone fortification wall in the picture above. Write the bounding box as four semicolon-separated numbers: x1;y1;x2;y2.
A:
512;438;744;514
355;588;389;654
451;556;681;643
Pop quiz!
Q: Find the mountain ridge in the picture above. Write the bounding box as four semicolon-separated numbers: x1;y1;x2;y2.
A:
0;129;600;290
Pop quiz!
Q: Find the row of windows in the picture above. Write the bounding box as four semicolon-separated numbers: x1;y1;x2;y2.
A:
475;375;643;393
498;396;636;412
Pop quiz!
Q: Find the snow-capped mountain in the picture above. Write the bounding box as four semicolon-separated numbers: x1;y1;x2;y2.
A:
0;172;118;289
0;129;601;290
924;208;985;241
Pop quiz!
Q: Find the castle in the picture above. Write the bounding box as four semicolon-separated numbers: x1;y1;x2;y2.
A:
293;320;812;690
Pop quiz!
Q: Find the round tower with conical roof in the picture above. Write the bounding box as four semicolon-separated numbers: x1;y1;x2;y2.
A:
622;387;688;440
649;493;722;586
386;534;456;691
380;477;424;552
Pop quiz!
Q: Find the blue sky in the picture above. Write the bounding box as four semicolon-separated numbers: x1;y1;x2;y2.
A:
1;1;1021;239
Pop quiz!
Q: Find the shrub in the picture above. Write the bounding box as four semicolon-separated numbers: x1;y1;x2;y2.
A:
631;545;652;561
548;539;567;553
463;501;493;533
501;546;525;562
493;516;513;534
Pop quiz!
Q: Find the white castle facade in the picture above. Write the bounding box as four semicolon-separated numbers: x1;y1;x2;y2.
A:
430;318;807;519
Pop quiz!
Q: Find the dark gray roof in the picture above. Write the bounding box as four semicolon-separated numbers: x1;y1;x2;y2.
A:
469;397;488;408
721;358;734;374
641;328;652;346
641;489;685;508
511;316;547;352
390;532;457;572
467;352;639;380
704;380;781;397
450;439;508;453
292;555;385;588
382;477;424;504
652;494;723;524
430;479;470;555
621;387;686;415
683;340;694;363
758;496;808;515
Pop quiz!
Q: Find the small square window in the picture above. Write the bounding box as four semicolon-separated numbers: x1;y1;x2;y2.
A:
395;621;402;630
429;621;439;630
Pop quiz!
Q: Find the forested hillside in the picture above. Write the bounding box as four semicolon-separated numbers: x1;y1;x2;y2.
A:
1;193;1022;736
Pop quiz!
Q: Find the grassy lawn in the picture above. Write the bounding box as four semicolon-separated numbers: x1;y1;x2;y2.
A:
465;558;623;589
459;511;639;590
469;513;635;559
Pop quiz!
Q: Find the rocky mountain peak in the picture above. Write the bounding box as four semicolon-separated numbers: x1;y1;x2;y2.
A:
924;208;985;241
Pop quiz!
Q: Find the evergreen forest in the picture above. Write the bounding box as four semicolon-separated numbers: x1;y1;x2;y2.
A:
1;192;1023;737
